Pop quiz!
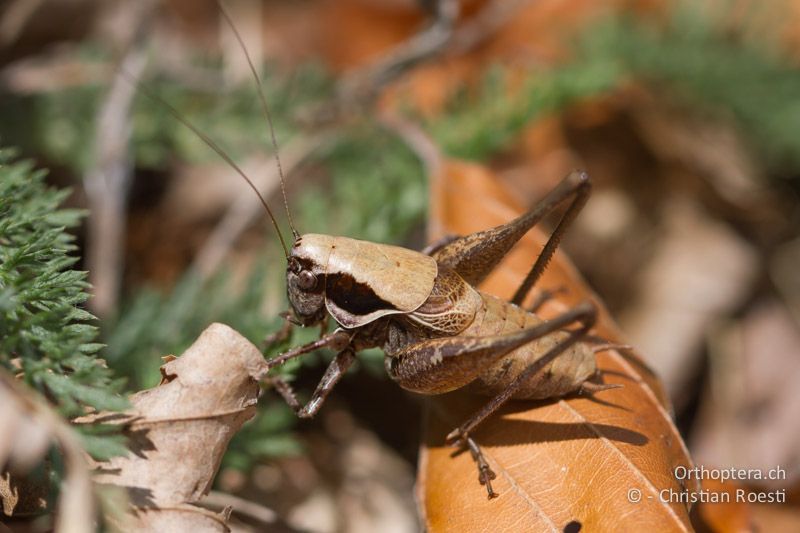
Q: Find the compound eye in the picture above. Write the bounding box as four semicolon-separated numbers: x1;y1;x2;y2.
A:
297;270;317;291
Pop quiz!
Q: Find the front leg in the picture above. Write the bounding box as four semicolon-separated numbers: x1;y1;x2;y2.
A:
262;311;296;350
265;329;351;371
263;311;332;352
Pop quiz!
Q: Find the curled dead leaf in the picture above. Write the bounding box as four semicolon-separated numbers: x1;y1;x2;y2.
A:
84;323;268;532
0;370;94;533
418;160;699;531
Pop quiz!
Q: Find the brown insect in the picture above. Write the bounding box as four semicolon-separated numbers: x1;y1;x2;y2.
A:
139;3;621;499
267;172;621;499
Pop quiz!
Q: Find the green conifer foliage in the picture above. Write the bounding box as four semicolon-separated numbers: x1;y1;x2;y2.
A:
0;149;128;457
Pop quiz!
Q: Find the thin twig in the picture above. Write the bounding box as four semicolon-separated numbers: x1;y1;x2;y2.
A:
299;0;458;125
82;0;158;319
0;0;43;46
201;490;276;525
1;53;112;94
338;0;460;100
379;111;442;178
450;0;536;55
84;48;148;319
310;0;534;124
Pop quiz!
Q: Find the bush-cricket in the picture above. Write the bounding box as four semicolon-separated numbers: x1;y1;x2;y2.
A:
133;3;622;499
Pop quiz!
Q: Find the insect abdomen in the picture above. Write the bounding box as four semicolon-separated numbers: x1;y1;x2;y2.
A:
464;293;596;399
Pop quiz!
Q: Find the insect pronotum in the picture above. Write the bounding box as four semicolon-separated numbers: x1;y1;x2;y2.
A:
136;2;621;499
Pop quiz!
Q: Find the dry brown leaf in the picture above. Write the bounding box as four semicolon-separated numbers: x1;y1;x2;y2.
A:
619;198;758;403
86;323;268;532
318;0;426;72
0;370;94;533
692;300;800;484
418;160;700;531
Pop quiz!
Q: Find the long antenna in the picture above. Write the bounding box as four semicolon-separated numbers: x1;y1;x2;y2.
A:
218;1;300;241
123;71;291;258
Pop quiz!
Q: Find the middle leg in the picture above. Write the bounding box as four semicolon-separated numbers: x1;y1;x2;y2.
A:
270;348;357;418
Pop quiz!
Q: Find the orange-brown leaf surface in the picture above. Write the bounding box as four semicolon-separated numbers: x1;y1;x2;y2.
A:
317;0;668;116
418;160;700;531
692;479;753;533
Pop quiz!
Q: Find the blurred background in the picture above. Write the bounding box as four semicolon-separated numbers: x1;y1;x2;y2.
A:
1;0;799;530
